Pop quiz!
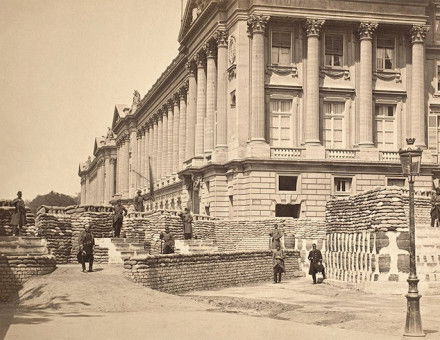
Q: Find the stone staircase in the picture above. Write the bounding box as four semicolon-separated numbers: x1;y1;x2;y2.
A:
0;236;49;255
175;239;218;254
95;237;149;264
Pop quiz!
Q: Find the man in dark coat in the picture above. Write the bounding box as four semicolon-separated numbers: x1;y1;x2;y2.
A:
78;225;95;272
133;190;145;212
179;208;193;239
113;200;127;237
308;243;326;284
272;245;285;283
269;224;283;249
10;191;27;236
431;187;440;227
160;226;175;254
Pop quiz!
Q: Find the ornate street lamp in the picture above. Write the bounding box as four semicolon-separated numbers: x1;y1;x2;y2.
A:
398;138;424;338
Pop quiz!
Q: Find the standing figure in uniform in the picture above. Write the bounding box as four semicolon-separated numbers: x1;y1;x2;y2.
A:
308;243;326;284
10;191;27;236
160;226;175;254
78;225;95;272
179;208;193;239
272;244;285;283
113;200;127;237
431;187;440;228
133;190;145;212
269;224;283;249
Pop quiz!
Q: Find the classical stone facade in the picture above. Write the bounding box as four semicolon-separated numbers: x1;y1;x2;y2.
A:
79;0;440;219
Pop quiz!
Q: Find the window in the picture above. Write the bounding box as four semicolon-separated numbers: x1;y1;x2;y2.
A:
278;175;298;191
428;114;440;157
275;204;301;218
271;31;291;66
375;104;396;150
270;99;293;147
387;178;406;187
334;177;352;194
376;37;395;70
323;101;345;148
325;34;343;67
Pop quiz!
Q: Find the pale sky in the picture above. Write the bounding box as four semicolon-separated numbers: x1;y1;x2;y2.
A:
0;0;185;200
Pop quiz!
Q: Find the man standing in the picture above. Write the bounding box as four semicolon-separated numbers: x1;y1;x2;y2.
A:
431;187;440;227
269;224;283;249
10;191;27;236
308;243;326;284
272;244;285;283
113;200;127;238
78;225;95;272
133;190;145;212
179;208;193;239
160;226;175;254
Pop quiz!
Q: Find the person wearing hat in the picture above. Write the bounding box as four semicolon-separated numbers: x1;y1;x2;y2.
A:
308;243;326;284
269;224;283;249
160;226;175;254
112;200;127;237
133;190;145;212
272;244;285;283
10;191;27;236
179;207;193;239
78;225;95;272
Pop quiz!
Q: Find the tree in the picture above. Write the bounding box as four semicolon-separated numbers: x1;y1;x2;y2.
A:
29;191;78;213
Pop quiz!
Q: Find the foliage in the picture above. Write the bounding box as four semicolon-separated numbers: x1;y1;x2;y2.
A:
28;191;79;213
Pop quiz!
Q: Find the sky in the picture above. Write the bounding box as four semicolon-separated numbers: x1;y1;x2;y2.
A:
0;0;185;200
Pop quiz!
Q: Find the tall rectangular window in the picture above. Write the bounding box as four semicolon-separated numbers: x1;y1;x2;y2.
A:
270;99;293;147
325;34;343;67
323;101;345;148
428;114;440;157
271;31;291;66
375;104;396;150
376;37;395;70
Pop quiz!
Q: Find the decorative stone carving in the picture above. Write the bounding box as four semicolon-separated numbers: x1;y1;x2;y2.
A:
320;66;350;80
205;39;217;59
192;175;202;190
132;90;141;111
106;127;115;140
228;35;236;65
227;64;236;80
185;60;196;76
373;70;402;83
266;65;298;77
179;82;188;99
247;14;270;36
358;22;378;40
214;29;228;47
304;19;325;37
410;25;429;44
195;50;206;68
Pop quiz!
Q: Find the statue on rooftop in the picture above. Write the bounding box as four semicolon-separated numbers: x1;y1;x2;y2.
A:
132;90;141;111
106;127;114;140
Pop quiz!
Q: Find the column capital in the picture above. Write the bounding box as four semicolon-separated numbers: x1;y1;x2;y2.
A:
214;29;228;47
358;22;378;40
167;98;175;109
179;81;188;100
195;50;206;68
162;104;169;115
205;39;217;59
185;60;197;76
247;14;270;37
410;25;429;44
173;92;180;105
304;18;325;37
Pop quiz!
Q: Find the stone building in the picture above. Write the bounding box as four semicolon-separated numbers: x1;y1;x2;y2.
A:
79;0;440;219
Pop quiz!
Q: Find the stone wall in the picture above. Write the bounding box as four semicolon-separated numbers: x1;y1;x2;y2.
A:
0;254;56;302
123;250;302;293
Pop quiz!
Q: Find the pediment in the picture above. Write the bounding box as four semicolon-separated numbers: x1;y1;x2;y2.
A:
112;104;129;129
178;0;220;42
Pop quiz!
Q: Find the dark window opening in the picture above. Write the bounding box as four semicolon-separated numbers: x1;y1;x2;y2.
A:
275;204;301;218
279;176;298;191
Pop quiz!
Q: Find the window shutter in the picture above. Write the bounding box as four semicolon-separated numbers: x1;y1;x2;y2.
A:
428;115;438;153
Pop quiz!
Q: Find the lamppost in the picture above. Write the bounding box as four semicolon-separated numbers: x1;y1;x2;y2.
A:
398;138;424;338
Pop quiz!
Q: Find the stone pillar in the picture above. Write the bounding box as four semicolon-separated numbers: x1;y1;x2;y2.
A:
104;157;111;202
139;130;144;189
214;29;228;161
108;158;115;201
358;22;378;147
121;137;130;197
144;125;150;190
167;100;174;175
116;144;121;195
152;117;158;184
172;94;180;173
304;18;325;145
179;84;187;169
195;51;206;159
248;15;270;150
162;105;169;177
84;177;89;205
129;130;137;197
411;25;429;148
157;112;163;180
205;40;217;156
185;61;197;161
80;178;86;204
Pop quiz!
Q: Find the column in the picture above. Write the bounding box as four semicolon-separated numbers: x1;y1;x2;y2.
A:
129;130;137;197
107;158;115;201
304;18;325;145
162;105;169;177
157;112;163;180
214;29;228;159
152;117;158;185
411;25;429;148
140;129;145;189
144;124;150;189
358;22;378;147
167;100;174;175
185;61;197;161
122;137;130;197
116;143;121;195
248;15;270;142
195;51;206;158
104;157;111;202
172;94;180;172
97;161;104;204
80;178;85;204
85;177;90;204
205;39;217;156
178;84;187;169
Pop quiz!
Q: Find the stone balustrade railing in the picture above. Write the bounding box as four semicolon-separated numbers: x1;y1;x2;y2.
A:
37;205;114;215
379;151;400;162
270;147;304;159
325;149;358;160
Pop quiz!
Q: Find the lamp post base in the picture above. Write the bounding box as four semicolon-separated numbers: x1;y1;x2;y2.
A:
404;278;425;338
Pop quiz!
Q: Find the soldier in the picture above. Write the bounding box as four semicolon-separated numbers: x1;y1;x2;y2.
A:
133;190;145;212
10;191;27;236
272;244;285;283
179;207;193;239
269;224;283;249
431;187;440;228
160;226;175;254
78;225;95;272
113;200;127;237
308;243;326;284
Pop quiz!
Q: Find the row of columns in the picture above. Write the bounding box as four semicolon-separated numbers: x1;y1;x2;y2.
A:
81;156;116;205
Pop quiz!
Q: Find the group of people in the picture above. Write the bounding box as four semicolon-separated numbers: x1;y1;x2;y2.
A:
270;224;326;284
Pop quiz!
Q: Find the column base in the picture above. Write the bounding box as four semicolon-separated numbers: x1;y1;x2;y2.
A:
212;145;228;163
247;139;270;158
